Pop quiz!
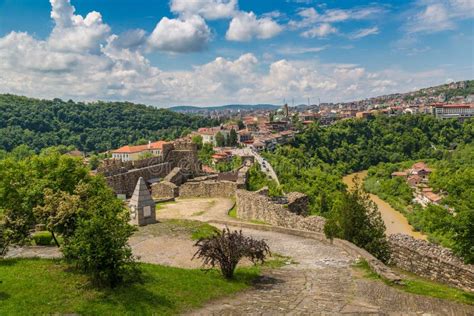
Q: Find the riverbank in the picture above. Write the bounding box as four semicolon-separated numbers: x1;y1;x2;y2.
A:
343;171;426;240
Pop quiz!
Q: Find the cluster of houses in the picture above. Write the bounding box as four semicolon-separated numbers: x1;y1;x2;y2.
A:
391;162;443;207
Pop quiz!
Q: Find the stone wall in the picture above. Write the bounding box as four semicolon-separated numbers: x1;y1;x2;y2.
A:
235;189;326;233
179;180;238;198
163;167;190;186
151;181;178;199
105;162;173;197
389;234;474;292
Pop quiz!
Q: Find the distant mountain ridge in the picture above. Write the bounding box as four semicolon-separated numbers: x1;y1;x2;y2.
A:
169;104;279;112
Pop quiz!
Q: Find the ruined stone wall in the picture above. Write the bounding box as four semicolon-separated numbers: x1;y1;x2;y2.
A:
179;180;237;198
105;162;172;197
151;181;179;199
236;189;326;233
388;234;474;292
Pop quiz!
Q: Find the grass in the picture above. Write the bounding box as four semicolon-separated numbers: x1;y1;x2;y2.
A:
155;200;176;212
250;219;269;225
0;258;260;315
354;260;474;306
228;204;237;218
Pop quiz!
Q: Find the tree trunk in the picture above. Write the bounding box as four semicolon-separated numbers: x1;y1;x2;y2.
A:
51;231;60;248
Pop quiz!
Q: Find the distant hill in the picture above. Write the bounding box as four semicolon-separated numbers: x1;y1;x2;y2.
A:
169;104;279;112
0;94;218;153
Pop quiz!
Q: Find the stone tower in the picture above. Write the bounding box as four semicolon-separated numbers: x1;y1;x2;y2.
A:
129;177;156;226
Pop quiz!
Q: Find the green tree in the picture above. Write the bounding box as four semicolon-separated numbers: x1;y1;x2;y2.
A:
198;143;214;165
215;132;226;147
324;178;390;263
192;135;203;150
228;129;238;147
61;179;139;287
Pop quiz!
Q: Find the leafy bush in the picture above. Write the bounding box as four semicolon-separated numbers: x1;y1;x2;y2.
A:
62;182;139;288
0;224;9;257
32;231;53;246
324;179;391;263
193;228;270;279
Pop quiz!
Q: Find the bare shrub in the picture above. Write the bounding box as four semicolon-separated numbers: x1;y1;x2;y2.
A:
193;227;270;279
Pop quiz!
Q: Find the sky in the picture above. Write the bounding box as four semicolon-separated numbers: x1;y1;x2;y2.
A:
0;0;473;107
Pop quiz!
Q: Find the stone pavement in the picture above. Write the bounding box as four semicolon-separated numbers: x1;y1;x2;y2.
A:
189;226;474;316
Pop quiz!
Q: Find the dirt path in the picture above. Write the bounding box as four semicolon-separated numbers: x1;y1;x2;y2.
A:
155;197;234;222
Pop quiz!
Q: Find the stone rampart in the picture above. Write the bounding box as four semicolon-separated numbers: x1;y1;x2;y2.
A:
235;189;326;233
151;181;178;199
105;162;172;197
389;234;474;292
179;180;237;198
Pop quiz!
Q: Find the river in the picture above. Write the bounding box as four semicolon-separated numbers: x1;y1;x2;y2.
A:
342;171;426;240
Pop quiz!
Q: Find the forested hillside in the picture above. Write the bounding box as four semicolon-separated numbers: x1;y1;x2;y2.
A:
0;94;218;153
265;115;473;213
264;114;473;261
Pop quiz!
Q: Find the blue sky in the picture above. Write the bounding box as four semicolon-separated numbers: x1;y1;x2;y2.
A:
0;0;472;106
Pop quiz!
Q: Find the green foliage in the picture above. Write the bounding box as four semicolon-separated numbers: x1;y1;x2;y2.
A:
0;223;9;257
215;131;226;147
324;180;390;263
0;94;218;153
247;164;282;197
191;134;203;149
191;224;220;240
364;144;474;263
0;148;140;286
198;143;214;165
32;231;53;246
354;259;474;305
227;128;238;147
216;156;242;172
59;178;139;287
0;149;90;243
0;259;260;315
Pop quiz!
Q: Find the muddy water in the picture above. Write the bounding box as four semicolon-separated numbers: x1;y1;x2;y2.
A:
343;171;426;240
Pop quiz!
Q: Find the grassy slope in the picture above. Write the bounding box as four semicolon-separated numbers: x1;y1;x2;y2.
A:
0;259;259;315
354;260;474;306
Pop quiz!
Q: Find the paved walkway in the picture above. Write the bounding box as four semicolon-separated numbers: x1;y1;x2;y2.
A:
189;226;473;315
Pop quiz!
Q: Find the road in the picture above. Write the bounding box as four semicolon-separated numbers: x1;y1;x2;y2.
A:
232;147;280;186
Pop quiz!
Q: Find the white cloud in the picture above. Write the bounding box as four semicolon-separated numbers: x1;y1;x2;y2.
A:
170;0;237;20
226;11;282;41
289;5;384;38
148;15;211;53
406;0;474;34
0;0;466;106
276;45;329;55
301;23;337;38
349;26;379;39
48;0;110;54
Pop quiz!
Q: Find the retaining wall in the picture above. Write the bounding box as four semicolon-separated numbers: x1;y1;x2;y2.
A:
179;180;237;198
389;234;474;292
235;189;326;233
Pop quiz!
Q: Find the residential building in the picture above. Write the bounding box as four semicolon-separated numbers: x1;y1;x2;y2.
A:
112;140;168;162
431;103;474;120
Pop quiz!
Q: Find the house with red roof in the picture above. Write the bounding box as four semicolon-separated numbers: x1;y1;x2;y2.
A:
111;140;168;162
